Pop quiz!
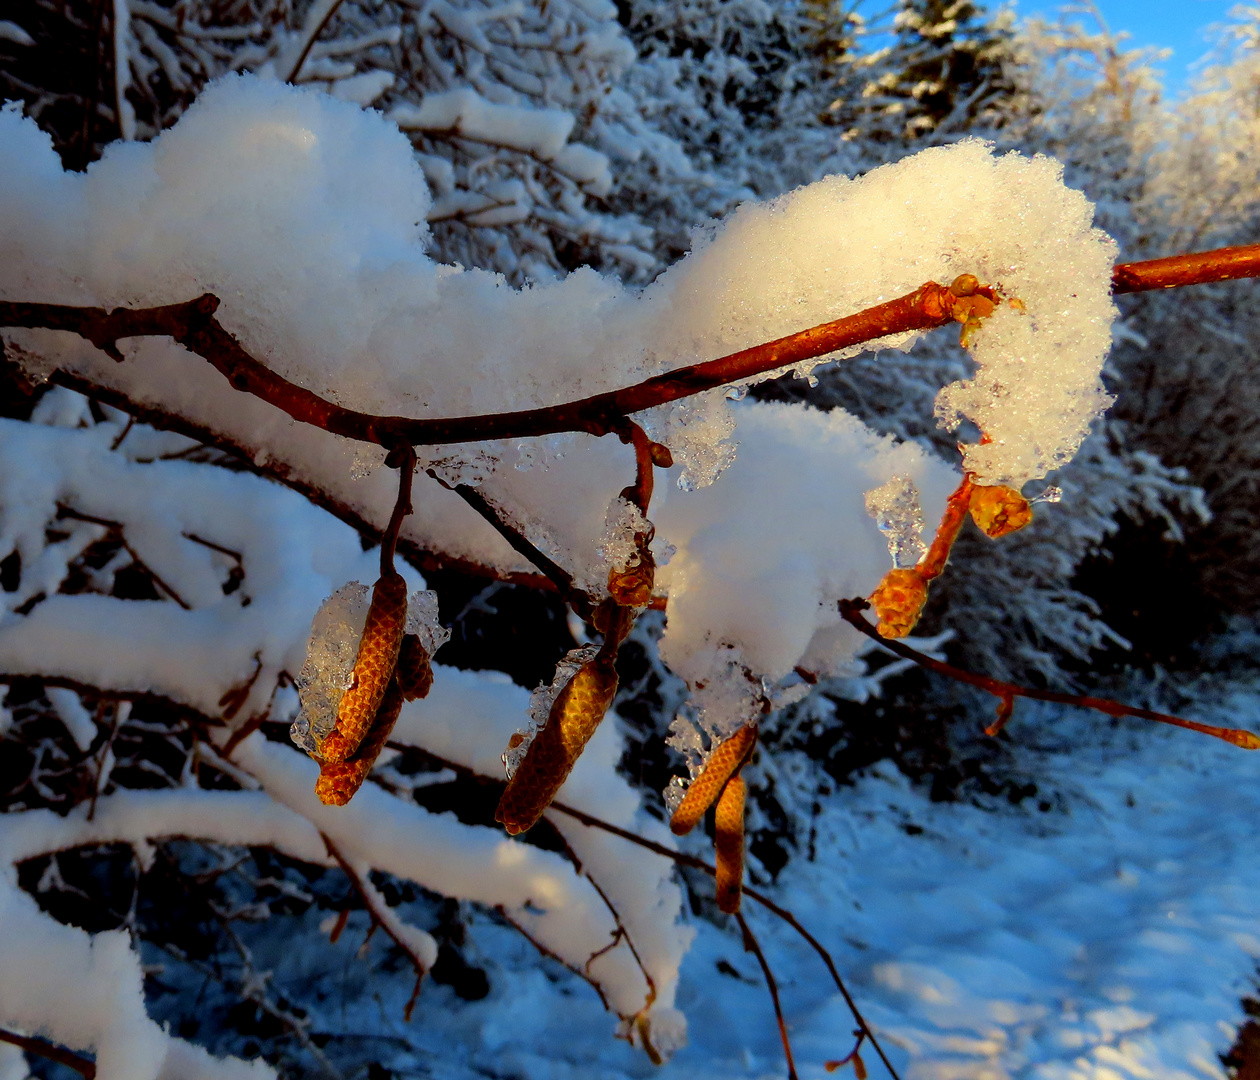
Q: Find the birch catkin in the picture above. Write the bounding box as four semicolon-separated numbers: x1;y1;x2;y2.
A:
318;571;408;764
713;775;746;914
495;654;618;835
670;723;758;837
316;679;404;806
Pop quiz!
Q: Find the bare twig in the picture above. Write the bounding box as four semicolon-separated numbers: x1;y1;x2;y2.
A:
1111;243;1260;294
4;247;1258;455
0;1026;96;1078
838;598;1260;750
426;471;588;606
56;506;191;609
491;903;611;1011
321;833;430;1020
380;444;417;577
736;911;798;1080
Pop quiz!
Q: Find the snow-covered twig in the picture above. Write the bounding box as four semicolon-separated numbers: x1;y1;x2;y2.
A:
321;833;429;1020
2;245;1257;461
735;910;797;1080
0;1027;96;1078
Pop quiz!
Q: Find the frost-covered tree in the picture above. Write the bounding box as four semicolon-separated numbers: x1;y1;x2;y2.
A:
1;4;1259;1079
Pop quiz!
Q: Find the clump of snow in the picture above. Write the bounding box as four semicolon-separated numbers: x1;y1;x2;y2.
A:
0;80;1114;587
650;402;959;723
865;474;928;569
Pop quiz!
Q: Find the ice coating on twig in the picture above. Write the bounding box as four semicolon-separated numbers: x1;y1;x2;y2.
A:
504;644;600;779
291;582;370;753
864;475;927;569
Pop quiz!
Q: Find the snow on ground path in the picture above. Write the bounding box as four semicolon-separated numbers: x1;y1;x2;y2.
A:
695;698;1260;1080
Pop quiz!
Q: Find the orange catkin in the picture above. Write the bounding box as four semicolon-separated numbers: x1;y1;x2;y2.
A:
669;724;757;837
713;775;746;914
868;567;928;639
316;679;404;806
318;571;408;764
969;484;1033;539
495;655;619;835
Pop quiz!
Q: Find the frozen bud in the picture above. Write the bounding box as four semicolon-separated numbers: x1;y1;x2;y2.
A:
496;651;619;834
608;549;655;607
969;484;1033;539
869;567;928;638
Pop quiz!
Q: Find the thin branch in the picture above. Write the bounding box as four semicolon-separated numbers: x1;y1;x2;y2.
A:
1111;243;1260;294
428;472;580;594
838;598;1260;750
56;506;191;609
380;444;416;577
0;284;958;447
321;833;429;1021
0;1027;96;1078
491;903;611;1011
736;910;798;1080
4;246;1258;455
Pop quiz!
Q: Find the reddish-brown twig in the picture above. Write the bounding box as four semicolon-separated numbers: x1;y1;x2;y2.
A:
0;1028;96;1078
1111;243;1260;294
1;288;957;446
322;833;430;1020
491;903;611;1011
380;444;417;577
736;910;798;1080
5;247;1258;454
838;598;1260;750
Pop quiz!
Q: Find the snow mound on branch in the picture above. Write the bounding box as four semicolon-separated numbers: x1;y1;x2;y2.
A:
655;138;1117;486
0;75;1114;718
0;77;1112;490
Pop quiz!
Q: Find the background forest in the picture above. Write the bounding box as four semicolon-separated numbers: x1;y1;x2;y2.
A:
1;1;1260;1078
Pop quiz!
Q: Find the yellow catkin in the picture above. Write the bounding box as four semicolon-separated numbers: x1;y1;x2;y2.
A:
669;724;758;837
315;679;404;806
868;567;929;639
969;484;1033;539
495;655;619;835
713;775;746;914
318;571;408;764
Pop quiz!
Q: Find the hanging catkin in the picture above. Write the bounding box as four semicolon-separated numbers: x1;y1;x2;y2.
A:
318;571;408;763
670;723;758;836
316;679;404;806
713;775;746;914
495;653;618;834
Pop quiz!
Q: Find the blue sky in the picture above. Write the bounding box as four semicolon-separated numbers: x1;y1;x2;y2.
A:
1010;0;1240;96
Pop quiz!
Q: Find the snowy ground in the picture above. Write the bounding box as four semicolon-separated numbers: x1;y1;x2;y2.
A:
144;690;1260;1080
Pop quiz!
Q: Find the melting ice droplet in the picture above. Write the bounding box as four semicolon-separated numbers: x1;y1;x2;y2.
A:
864;475;927;569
